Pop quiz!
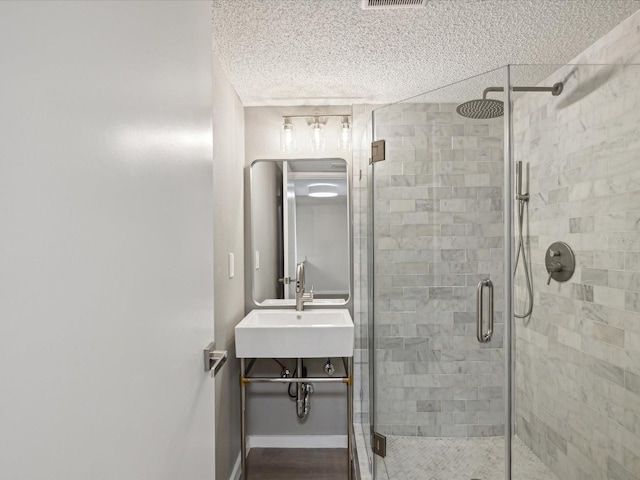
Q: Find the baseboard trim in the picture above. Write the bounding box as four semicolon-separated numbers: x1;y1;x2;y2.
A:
247;434;348;450
229;452;242;480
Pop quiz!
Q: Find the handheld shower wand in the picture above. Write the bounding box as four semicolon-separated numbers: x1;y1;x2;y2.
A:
514;161;534;319
515;161;529;202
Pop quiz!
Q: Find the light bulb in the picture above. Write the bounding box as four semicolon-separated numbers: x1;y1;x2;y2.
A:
309;117;326;152
280;117;295;152
339;116;351;150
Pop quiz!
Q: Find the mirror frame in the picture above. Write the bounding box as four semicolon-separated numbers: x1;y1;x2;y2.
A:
249;157;352;307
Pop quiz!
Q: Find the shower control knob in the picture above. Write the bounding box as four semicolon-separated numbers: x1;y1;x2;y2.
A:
546;262;563;285
545;241;575;285
548;262;563;272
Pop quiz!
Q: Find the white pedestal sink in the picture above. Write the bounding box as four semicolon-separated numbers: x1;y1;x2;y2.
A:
235;309;354;358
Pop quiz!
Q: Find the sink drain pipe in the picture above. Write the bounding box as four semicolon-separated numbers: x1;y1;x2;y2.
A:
296;358;313;418
239;357;354;479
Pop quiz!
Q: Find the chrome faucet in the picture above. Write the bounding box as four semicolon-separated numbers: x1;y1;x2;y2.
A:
295;262;313;311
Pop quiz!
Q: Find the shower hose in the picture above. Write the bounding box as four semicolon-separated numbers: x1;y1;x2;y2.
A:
514;197;534;318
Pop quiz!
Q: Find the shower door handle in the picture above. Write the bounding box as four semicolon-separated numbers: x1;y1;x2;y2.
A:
476;278;494;343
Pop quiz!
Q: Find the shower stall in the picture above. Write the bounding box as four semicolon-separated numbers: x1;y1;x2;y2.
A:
355;64;640;480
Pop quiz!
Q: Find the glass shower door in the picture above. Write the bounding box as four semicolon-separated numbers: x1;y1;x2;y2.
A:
370;67;510;480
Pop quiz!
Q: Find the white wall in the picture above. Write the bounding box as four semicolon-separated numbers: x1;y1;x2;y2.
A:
212;53;245;480
0;2;216;478
243;106;353;439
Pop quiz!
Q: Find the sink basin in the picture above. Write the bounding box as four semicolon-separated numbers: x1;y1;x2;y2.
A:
235;309;354;358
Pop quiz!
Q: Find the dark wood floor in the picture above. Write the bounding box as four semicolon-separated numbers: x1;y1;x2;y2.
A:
246;448;349;480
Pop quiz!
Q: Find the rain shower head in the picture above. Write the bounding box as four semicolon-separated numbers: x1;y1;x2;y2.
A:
456;98;504;119
456;82;564;119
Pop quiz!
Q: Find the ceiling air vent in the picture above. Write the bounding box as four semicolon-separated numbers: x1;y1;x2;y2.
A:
362;0;427;9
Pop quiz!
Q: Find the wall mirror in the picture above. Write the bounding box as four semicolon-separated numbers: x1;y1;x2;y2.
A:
250;158;351;306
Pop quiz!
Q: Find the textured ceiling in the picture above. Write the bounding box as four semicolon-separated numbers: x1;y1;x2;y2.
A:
211;0;640;106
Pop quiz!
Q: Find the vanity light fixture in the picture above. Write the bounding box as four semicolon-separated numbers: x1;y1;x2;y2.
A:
308;183;338;198
280;114;351;153
338;116;351;150
280;117;296;152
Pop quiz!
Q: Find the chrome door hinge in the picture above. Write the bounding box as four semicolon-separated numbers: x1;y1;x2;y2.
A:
372;431;387;457
370;139;385;164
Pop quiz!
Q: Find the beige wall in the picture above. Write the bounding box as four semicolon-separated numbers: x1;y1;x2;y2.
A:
212;53;245;480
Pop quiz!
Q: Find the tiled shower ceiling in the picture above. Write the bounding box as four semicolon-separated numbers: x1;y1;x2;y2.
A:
211;0;640;106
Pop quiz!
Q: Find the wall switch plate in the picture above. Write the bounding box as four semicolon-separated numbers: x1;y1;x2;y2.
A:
228;253;234;278
255;250;260;270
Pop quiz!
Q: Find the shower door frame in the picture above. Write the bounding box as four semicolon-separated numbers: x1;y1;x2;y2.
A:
368;65;517;480
503;64;514;480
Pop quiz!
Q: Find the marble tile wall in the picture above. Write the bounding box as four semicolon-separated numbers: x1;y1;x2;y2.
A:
512;11;640;479
372;102;505;437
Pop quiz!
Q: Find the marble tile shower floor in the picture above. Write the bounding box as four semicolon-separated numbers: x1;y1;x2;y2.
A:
381;435;558;480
